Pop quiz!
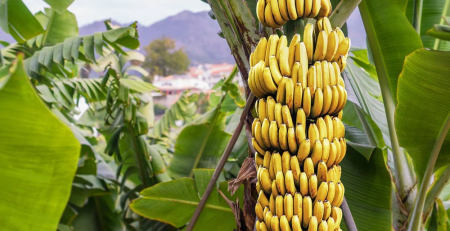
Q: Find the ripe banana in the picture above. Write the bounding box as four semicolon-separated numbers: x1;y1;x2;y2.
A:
303;87;312;118
318;0;332;18
308;216;318;231
302;196;312;228
265;35;273;65
267;96;276;121
279;124;288;150
288;127;298;154
260;167;272;193
300;172;309;196
259;190;270;208
308;123;320;147
317;160;328;185
296;108;307;128
291;62;300;83
327;217;335;231
333;38;351;62
310;88;324;118
265;211;273;230
314;200;324;221
332;117;345;139
258;98;267;121
325;31;339;61
289;34;301;68
277;77;288;104
332;183;343;206
280;47;291;77
315;181;329;204
336;138;346;164
307;66;316;93
294;192;303;217
314;62;322;89
285;78;294;112
273;151;283;173
284;193;294;222
311;140;322;166
286;170;297;194
282;105;294;128
265;0;283;28
255;151;264;167
309;174;318;198
297;42;309;79
297;139;311;162
336;28;345;43
292;215;302;231
276;171;287;195
316;117;327;141
331;207;342;227
314;30;328;62
310;0;321;17
304;0;313;18
272;180;279;197
270;194;276;212
291;156;301;186
304;23;314;64
304;157;315;177
253;137;266;155
252;118;260;137
332;62;341;82
324;115;334;141
263;67;278;94
256;202;264;221
321;139;330;166
280;215;291;231
318;220;328;231
258;38;268;63
326;181;335;203
256;0;267;27
336;85;347;113
276;195;284;217
255;120;268;150
328;86;339;115
287;0;298;20
295;123;306;144
321;61;330;87
323;200;332;220
321;85;332;116
295;0;304;17
256;220;261;231
333;137;341;165
282;151;291;175
270;0;287;25
277;36;288;61
270;121;281;149
294;82;303;113
328;62;336;85
270;56;284;85
275;103;283;126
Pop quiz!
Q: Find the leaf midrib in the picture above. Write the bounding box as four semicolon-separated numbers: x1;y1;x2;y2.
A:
139;196;233;213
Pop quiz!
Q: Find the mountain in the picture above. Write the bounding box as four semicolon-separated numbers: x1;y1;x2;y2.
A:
1;10;366;65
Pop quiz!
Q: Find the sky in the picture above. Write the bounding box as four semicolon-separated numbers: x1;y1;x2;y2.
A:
22;0;211;26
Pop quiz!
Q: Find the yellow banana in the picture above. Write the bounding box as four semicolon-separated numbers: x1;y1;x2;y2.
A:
294;82;303;113
310;88;324;119
295;0;304;17
297;42;309;79
263;67;279;94
256;0;267;26
276;195;284;217
310;0;321;17
325;31;338;61
271;215;281;231
332;183;342;206
337;54;347;72
253;138;266;155
288;127;298;154
311;140;322;166
308;216;318;231
296;108;307;128
308;66;317;94
269;35;280;58
317;160;328;185
270;56;284;85
336;138;346;164
265;0;283;28
315;182;329;206
324;115;334;141
321;138;331;165
321;61;330;87
280;47;291;77
286;78;294;112
304;157;315;178
292;215;302;231
260;167;273;193
276;171;287;195
309;174;318;198
258;38;268;63
282;105;294;128
280;215;291;231
295;123;306;144
338;76;345;88
259;190;270;208
278;0;290;21
308;123;320;147
317;0;332;18
332;117;345;139
331;207;342;227
303;86;312;118
277;36;288;61
272;180;279;197
302;196;313;228
291;156;301;186
326;181;335;203
263;151;271;169
304;23;314;64
338;183;345;207
265;211;273;230
279;124;288;150
338;110;343;120
315;62;323;89
336;28;345;43
316;18;323;35
328;62;336;86
262;119;272;148
270;121;281;149
267;96;276;121
270;0;287;25
255;120;268;150
270;155;276;180
314;31;328;62
316;117;327;141
332;62;341;83
256;220;261;231
291;62;300;83
328;86;339;115
264;206;269;219
277;77;288;104
293;193;303;218
300;172;309;196
287;0;298;20
255;151;264;167
321;85;332;116
297;138;311;162
270;194;276;211
304;0;313;18
314;200;324;221
282;151;291;175
266;35;273;65
258;98;267;121
284;193;294;222
289;35;301;69
318;220;328;231
272;151;283;173
333;137;341;165
255;62;268;95
256;182;262;193
326;217;335;231
252;118;260;137
256;202;265;221
326;141;336;168
333;38;351;62
275;103;283;127
336;85;347;113
323;200;332;220
286;170;297;194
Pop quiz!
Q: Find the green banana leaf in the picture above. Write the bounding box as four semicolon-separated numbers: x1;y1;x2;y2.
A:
428;199;448;231
0;0;45;43
130;169;243;231
168;107;232;178
395;48;450;181
0;56;80;231
359;0;423;103
43;0;74;14
37;8;79;46
341;145;392;231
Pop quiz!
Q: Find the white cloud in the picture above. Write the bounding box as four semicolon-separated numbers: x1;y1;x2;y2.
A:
22;0;211;26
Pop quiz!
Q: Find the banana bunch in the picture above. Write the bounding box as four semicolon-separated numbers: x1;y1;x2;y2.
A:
254;150;345;231
256;0;332;28
248;17;350;104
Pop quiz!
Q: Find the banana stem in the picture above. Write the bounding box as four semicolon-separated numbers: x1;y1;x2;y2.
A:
412;0;424;34
329;0;362;28
433;0;450;50
342;197;358;231
407;111;450;231
185;93;256;231
423;164;450;219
